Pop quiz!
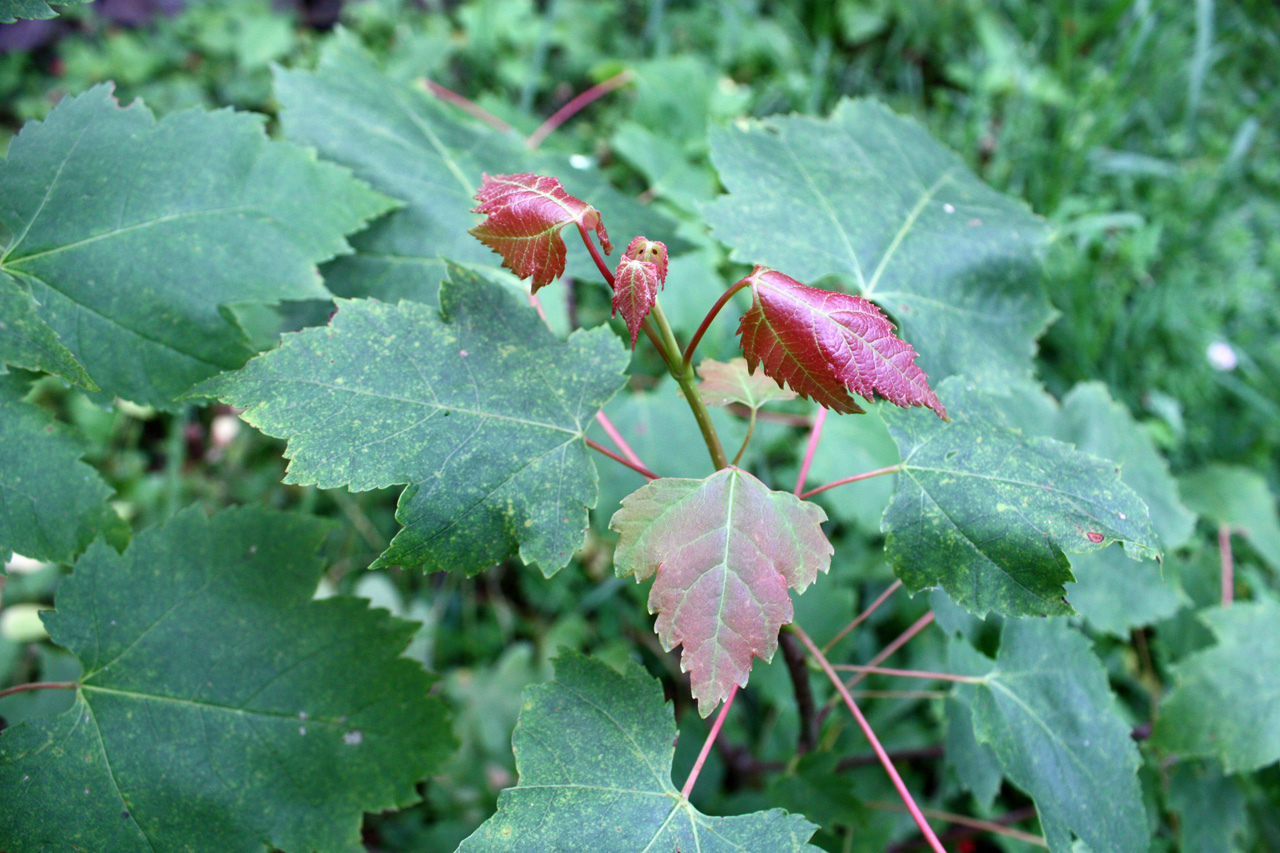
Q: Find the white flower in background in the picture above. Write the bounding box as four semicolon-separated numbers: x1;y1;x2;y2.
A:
1207;341;1238;371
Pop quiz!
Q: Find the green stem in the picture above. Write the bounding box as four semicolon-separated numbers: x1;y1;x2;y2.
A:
682;278;752;373
650;300;729;470
731;409;756;467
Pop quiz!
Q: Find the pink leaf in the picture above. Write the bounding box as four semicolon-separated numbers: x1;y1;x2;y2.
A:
610;467;832;715
736;265;947;419
469;173;612;292
610;237;668;348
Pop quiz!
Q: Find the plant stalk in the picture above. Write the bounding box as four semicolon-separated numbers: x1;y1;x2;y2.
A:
649;300;729;470
682;278;751;373
0;681;78;700
681;684;737;798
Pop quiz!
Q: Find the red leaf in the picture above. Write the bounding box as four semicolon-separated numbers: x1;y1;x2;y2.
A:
736;265;947;419
469;173;612;292
610;468;832;715
611;237;668;348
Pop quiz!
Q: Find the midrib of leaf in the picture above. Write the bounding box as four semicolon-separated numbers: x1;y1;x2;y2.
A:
778;141;864;289
984;676;1114;793
0;119;90;263
900;467;1051;602
749;287;840;404
902;462;1122;520
79;685;360;726
710;471;740;694
863;168;958;298
79;695;159;853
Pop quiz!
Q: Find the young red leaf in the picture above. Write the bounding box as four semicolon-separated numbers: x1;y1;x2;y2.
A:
609;467;832;715
611;237;669;348
469;173;612;292
736;265;947;419
693;356;797;409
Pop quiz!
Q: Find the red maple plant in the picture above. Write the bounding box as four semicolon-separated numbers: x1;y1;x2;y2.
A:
470;171;951;852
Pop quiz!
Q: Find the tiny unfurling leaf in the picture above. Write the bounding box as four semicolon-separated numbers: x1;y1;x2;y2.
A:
611;237;668;348
469;172;612;291
735;266;946;419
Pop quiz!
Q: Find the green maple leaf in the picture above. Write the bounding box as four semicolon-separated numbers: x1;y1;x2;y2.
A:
950;619;1149;853
0;0;89;22
199;264;629;577
1180;465;1280;574
0;374;123;569
1153;600;1280;773
704;98;1053;391
0;507;453;853
882;378;1160;617
0;85;394;407
0;272;95;389
457;650;820;852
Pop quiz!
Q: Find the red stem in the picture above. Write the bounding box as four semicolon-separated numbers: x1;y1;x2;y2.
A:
0;681;77;700
527;290;551;326
682;279;752;372
576;222;615;287
846;612;937;690
594;412;646;470
681;684;738;798
419;79;513;133
585;437;657;480
830;663;983;685
800;465;902;500
1219;523;1234;606
527;69;635;149
790;625;947;853
794;407;829;495
823;579;903;653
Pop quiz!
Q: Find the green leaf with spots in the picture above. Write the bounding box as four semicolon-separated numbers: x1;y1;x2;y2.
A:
0;85;393;408
704;99;1053;390
0;0;89;23
457;650;820;852
0;376;123;568
0;272;95;389
0;506;454;853
881;378;1160;617
950;619;1149;853
1153;600;1280;773
197;264;629;577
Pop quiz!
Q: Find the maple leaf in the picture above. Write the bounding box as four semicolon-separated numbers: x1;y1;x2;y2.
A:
694;356;797;409
610;468;832;715
469;172;612;292
736;265;947;419
611;236;669;348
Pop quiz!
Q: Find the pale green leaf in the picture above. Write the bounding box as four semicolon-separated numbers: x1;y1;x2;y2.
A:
693;356;797;409
1180;465;1280;573
0;85;394;407
0;506;454;853
1153;600;1280;773
457;650;820;852
704;99;1054;390
882;378;1160;617
199;264;629;577
952;619;1149;853
0;0;88;23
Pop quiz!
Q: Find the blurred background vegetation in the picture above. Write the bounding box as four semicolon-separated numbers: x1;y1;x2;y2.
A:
2;1;1278;850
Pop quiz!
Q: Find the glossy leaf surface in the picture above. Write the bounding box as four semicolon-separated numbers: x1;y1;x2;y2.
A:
199;265;629;577
457;651;820;852
951;619;1149;853
1153;601;1280;773
882;379;1160;617
0;85;392;407
706;99;1052;390
737;266;945;417
0;507;453;853
610;467;832;714
470;172;612;292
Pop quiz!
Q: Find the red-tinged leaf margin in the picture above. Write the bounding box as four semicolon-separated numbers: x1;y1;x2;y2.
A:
611;237;669;348
609;467;833;715
736;265;947;419
468;172;612;292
